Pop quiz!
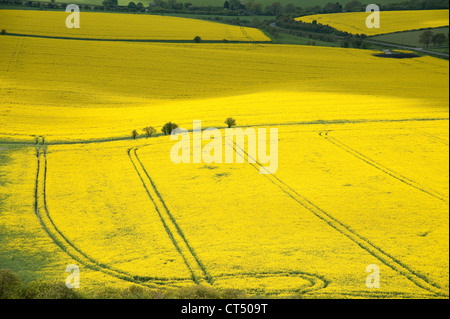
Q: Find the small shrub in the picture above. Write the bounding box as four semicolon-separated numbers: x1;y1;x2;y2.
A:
161;122;179;135
19;281;79;299
171;285;221;299
0;269;21;299
224;117;236;128
0;30;6;35
142;126;156;137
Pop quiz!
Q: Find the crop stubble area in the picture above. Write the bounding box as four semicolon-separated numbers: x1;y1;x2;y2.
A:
0;9;449;298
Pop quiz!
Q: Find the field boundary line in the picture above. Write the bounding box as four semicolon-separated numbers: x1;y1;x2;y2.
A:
0;33;269;44
320;130;448;203
227;137;448;297
2;117;447;146
214;271;328;295
411;128;449;146
128;146;213;285
33;137;191;288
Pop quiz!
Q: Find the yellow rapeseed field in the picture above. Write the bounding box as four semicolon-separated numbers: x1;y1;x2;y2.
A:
0;9;269;41
0;10;448;298
296;9;449;36
0;36;447;142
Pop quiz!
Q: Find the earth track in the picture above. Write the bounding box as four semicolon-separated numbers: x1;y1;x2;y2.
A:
227;137;448;297
411;128;449;146
128;146;212;285
129;144;330;294
33;137;191;289
319;130;448;203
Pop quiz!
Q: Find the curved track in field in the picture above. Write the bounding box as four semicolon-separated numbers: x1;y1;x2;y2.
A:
128;144;329;295
319;130;448;203
411;128;449;146
29;136;330;295
227;137;448;297
128;146;212;285
33;137;192;289
26;131;447;296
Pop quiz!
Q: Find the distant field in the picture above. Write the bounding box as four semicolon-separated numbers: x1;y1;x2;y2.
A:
296;9;449;36
1;35;448;141
371;26;449;47
0;9;270;41
17;0;400;8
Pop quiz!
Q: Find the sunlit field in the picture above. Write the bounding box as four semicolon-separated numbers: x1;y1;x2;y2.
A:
296;10;449;36
0;10;270;41
0;8;448;298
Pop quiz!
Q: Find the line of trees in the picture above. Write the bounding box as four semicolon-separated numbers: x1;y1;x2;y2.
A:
419;30;448;48
4;0;447;15
131;118;237;139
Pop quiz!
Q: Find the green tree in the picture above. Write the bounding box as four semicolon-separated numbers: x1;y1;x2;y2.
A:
194;36;202;43
102;0;118;9
128;2;137;10
419;30;433;48
132;129;138;139
161;122;179;135
344;0;362;12
246;1;263;14
284;3;296;13
431;33;446;47
142;126;156;137
266;2;283;15
323;2;342;13
228;0;241;10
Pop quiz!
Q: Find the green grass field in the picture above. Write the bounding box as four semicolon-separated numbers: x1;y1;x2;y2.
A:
371;27;449;48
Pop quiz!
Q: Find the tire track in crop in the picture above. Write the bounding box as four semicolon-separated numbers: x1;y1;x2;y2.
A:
32;137;327;293
319;130;448;203
128;146;212;285
240;26;253;42
0;37;23;92
214;271;328;295
227;137;448;297
33;137;190;289
240;26;262;46
411;128;449;146
129;144;329;295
